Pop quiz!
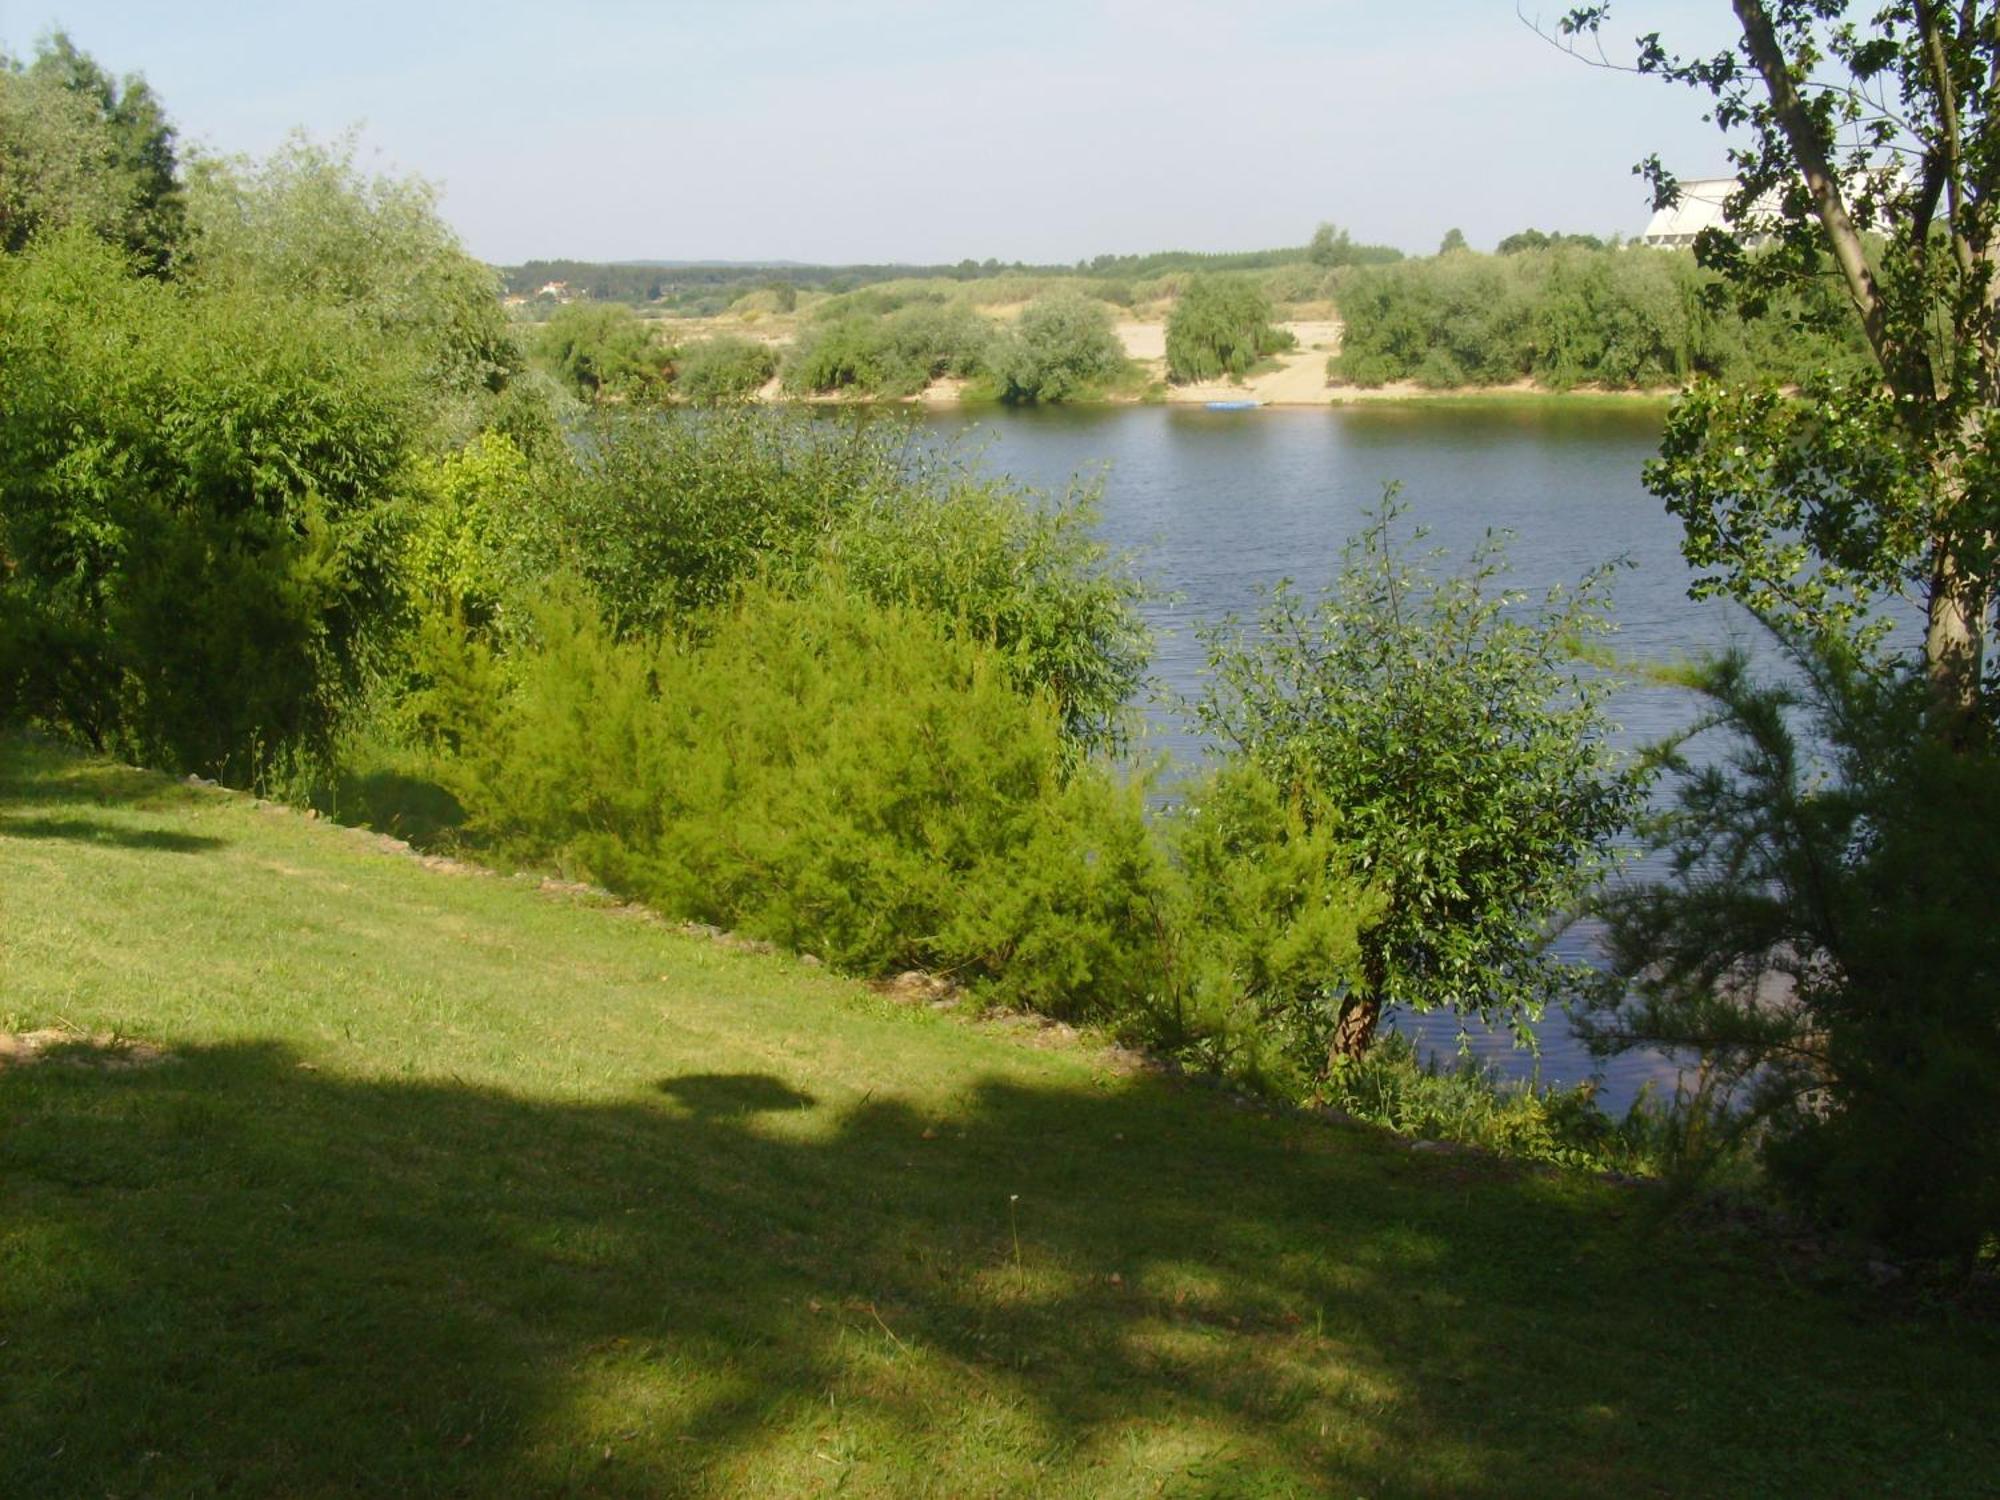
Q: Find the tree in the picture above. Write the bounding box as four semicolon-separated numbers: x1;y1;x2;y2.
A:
0;33;183;269
1548;4;2000;1261
1558;3;2000;737
1197;496;1640;1063
1165;275;1294;383
530;301;672;403
674;336;778;405
1591;629;2000;1261
24;32;183;271
0;232;421;778
1438;227;1470;255
1308;221;1353;268
990;292;1129;402
184;133;518;410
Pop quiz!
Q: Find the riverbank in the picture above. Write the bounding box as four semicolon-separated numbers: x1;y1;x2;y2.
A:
5;733;1995;1496
643;308;1684;408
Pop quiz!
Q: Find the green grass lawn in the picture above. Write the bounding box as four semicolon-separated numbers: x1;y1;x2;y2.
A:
2;735;1994;1497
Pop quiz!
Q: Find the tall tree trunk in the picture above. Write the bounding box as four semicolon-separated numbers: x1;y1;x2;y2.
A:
1328;991;1382;1065
1327;948;1389;1068
1926;546;1987;739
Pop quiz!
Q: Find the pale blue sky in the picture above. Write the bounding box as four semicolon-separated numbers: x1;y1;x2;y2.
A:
0;2;1742;265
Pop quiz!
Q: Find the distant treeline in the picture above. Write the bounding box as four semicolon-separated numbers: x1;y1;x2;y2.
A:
500;225;1402;313
1333;244;1872;390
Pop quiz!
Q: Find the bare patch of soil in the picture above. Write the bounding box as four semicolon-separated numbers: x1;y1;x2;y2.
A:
0;1029;172;1070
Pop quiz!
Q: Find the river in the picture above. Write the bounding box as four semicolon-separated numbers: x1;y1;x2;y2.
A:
915;400;1752;1112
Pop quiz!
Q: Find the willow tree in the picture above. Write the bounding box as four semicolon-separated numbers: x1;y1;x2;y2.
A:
1559;3;2000;739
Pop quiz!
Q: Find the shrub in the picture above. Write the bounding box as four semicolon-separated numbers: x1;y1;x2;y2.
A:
1165;275;1295;382
560;411;1151;754
1331;246;1869;390
1135;762;1378;1090
674;335;777;405
183;133;518;409
1590;635;2000;1263
1320;1034;1668;1173
1198;493;1641;1066
783;303;991;396
782;316;893;393
0;232;421;781
441;581;1168;1013
530;301;672;402
404;432;556;632
988;293;1130;403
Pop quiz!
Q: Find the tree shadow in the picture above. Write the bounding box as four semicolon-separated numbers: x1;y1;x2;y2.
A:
658;1071;817;1117
2;1043;1991;1497
0;814;225;853
322;765;467;848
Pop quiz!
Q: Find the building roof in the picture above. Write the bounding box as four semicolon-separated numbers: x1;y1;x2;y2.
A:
1639;178;1751;247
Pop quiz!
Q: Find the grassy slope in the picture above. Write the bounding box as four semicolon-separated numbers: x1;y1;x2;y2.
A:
1;736;1993;1498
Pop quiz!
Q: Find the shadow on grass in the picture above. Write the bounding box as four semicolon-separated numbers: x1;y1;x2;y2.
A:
658;1071;817;1117
3;1043;1993;1498
0;814;224;853
322;765;468;849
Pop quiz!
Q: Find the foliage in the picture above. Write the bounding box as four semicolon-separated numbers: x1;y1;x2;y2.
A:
1138;761;1378;1089
1197;495;1641;1063
988;292;1131;403
673;335;777;404
183;133;517;410
1588;632;2000;1263
1165;275;1295;382
1299;222;1404;270
403;432;551;632
1438;227;1469;255
1546;0;2000;1261
782;302;991;396
1333;244;1865;389
1497;228;1606;255
1560;1;2000;723
1091;233;1400;279
0;32;183;270
559;411;1151;754
438;582;1167;1011
527;300;671;403
0;232;419;780
1321;1033;1670;1173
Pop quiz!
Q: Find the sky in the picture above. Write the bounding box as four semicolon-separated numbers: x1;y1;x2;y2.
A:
0;1;1747;267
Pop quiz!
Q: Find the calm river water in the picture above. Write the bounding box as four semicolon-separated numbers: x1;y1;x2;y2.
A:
916;401;1753;1111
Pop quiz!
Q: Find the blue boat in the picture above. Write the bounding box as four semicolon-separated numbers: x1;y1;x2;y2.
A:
1204;399;1261;411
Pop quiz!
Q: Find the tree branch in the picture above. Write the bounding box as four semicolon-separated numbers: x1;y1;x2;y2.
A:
1731;0;1898;375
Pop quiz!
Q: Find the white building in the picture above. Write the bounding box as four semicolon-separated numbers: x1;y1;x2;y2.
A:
1639;178;1757;247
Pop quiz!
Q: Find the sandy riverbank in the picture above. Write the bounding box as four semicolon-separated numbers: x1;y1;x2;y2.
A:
638;310;1676;408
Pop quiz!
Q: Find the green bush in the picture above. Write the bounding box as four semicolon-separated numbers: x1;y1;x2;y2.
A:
0;33;184;271
673;335;777;404
0;232;421;781
988;293;1130;403
530;301;672;402
403;432;559;634
1137;762;1377;1090
1165;275;1295;382
558;411;1150;754
184;133;519;411
1332;246;1869;390
1321;1034;1670;1174
440;581;1168;1013
783;302;991;396
1592;637;2000;1263
1197;495;1641;1064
